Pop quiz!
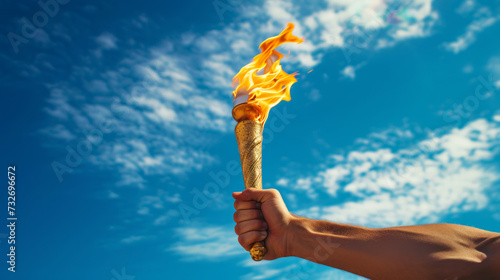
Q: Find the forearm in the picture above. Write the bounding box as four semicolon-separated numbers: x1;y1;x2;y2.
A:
288;217;500;280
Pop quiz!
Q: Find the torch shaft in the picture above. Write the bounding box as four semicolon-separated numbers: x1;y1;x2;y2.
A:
235;120;263;189
234;119;267;261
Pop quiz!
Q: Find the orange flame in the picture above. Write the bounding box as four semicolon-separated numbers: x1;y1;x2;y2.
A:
232;23;303;124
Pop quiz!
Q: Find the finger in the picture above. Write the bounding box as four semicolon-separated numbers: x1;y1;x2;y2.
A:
233;188;280;203
234;200;261;210
233;209;262;223
234;219;268;235
238;231;268;251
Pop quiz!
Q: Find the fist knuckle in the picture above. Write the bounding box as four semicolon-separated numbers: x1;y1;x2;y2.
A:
269;188;280;196
238;235;247;247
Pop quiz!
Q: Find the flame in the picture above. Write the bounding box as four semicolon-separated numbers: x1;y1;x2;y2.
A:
232;23;303;124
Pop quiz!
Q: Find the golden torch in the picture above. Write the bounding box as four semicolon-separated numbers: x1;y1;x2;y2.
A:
231;23;303;261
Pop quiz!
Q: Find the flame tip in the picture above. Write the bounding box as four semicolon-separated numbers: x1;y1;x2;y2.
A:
232;23;302;124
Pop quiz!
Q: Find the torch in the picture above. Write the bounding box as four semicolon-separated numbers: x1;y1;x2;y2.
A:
231;23;303;261
232;101;266;261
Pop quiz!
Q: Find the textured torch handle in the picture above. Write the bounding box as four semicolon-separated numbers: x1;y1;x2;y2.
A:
234;119;268;261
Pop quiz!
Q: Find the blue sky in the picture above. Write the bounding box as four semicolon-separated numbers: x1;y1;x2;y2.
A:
1;0;500;279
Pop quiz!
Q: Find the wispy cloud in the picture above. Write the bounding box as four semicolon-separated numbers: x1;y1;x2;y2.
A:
444;7;498;54
239;254;365;280
288;115;500;227
136;191;181;223
252;0;439;66
39;124;76;141
121;235;146;244
169;225;243;261
341;65;356;79
42;46;227;185
487;56;500;89
172;114;500;275
242;263;297;280
456;0;476;14
96;32;118;50
40;0;443;188
340;63;365;80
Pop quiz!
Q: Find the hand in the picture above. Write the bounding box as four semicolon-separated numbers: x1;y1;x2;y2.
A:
232;188;293;260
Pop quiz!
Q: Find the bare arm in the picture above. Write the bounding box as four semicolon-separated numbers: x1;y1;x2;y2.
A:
232;189;500;280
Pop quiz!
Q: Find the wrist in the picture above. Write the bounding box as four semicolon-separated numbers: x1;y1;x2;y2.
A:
285;215;310;258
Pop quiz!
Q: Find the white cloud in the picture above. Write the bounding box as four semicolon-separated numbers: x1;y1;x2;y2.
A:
341;63;366;80
43;47;224;185
121;235;146;244
462;64;474;73
341;65;356;79
169;225;244;261
295;177;317;199
487;56;500;89
316;269;367;280
234;0;440;69
39;124;75;141
231;39;252;54
292;115;500;227
85;79;109;93
242;264;297;280
43;88;82;121
306;88;321;101
240;257;365;280
321;166;350;196
444;7;497;54
136;191;183;221
276;178;289;186
96;32;118;49
108;191;119;199
330;154;345;162
153;210;179;225
42;0;445;188
456;0;476;14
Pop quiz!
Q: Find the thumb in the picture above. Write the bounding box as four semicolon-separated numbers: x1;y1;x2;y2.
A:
232;188;277;203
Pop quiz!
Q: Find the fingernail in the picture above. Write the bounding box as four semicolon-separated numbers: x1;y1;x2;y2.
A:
260;231;267;237
262;222;268;228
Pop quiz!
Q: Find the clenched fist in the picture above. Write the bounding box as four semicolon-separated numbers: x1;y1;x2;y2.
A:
232;188;294;260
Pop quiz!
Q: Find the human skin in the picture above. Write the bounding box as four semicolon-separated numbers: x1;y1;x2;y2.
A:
232;189;500;280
